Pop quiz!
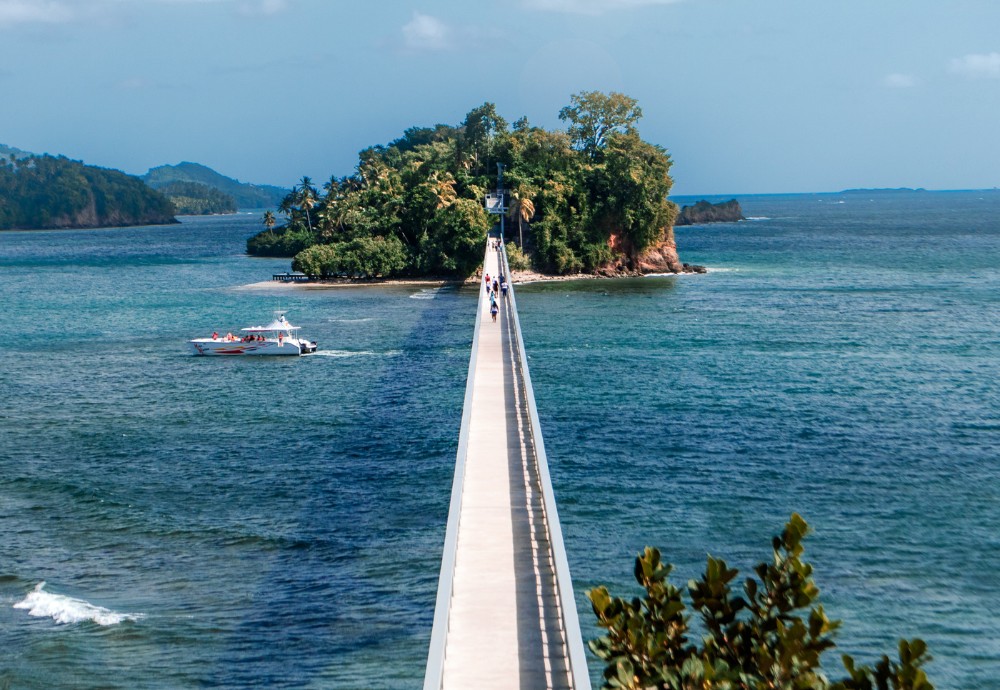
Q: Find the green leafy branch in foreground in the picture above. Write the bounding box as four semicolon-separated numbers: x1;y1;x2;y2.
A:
588;514;933;690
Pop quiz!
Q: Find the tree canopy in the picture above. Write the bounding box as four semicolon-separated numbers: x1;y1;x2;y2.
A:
247;92;677;278
558;90;643;158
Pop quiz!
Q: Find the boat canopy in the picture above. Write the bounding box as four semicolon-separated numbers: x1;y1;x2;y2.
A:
241;319;301;332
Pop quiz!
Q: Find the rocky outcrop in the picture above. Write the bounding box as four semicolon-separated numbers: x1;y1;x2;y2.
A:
675;199;744;225
637;237;707;274
593;228;706;276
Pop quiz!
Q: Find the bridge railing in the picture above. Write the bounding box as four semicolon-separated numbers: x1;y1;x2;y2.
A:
498;244;593;690
422;250;486;690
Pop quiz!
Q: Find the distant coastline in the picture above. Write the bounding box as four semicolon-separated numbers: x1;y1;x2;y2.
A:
838;187;927;194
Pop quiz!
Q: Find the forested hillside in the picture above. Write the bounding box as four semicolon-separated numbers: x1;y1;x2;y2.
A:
0;155;177;230
156;180;237;215
144;162;288;209
248;92;686;279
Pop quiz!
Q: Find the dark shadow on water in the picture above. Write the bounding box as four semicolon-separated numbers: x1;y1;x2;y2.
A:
207;283;477;688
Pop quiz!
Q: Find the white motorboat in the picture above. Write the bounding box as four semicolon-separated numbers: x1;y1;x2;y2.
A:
189;311;318;356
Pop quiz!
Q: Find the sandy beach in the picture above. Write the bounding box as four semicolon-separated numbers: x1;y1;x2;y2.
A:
238;268;609;291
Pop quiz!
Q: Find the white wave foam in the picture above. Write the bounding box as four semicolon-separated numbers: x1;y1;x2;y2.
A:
409;287;451;300
14;582;140;626
745;216;770;221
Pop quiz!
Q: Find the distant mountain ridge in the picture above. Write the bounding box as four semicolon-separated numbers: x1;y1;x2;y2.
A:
839;187;927;194
143;162;288;209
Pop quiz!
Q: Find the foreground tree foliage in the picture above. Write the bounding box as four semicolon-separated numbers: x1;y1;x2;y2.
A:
589;515;933;690
247;91;677;278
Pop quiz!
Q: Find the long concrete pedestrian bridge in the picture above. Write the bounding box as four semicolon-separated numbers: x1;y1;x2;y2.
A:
423;239;592;690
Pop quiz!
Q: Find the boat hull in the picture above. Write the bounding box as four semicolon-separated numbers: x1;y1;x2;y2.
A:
189;339;313;356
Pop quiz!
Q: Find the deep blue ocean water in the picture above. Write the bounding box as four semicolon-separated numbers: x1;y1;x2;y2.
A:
1;192;999;688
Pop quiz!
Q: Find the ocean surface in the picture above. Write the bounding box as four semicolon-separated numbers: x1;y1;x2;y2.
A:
1;191;998;688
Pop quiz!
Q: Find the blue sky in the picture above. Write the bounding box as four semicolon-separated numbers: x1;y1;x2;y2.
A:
2;0;998;194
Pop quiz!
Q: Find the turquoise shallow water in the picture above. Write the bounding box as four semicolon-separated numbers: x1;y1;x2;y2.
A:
2;193;999;688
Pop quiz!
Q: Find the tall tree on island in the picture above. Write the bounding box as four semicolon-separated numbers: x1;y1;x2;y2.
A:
558;91;643;159
461;102;508;176
262;210;276;233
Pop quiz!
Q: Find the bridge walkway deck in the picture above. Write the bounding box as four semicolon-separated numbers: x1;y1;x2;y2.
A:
431;242;579;690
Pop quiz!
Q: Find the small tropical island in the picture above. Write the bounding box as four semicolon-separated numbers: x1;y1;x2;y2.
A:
675;198;745;225
0;154;176;230
247;91;706;279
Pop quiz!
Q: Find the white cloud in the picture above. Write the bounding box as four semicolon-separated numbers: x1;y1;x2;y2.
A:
402;12;452;52
117;76;153;90
522;0;681;14
0;0;292;29
0;0;75;26
950;52;1000;79
884;73;917;89
237;0;288;16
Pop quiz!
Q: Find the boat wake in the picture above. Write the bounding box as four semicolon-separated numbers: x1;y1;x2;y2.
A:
14;582;141;626
310;349;401;358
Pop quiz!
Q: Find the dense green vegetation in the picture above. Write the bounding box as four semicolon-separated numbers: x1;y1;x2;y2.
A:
589;514;933;690
156;180;237;215
247;92;678;278
143;162;288;209
0;154;176;230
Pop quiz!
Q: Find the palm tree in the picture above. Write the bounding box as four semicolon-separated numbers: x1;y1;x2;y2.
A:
508;191;535;248
262;210;276;232
316;202;338;242
428;171;457;210
278;191;295;220
295;176;317;233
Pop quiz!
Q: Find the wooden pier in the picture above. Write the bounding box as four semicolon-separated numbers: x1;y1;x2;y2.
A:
424;239;591;690
271;272;311;282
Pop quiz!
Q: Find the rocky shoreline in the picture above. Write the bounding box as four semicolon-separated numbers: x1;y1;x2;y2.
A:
243;228;707;289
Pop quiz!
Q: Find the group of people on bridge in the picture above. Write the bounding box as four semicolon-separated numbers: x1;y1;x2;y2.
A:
484;270;509;323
